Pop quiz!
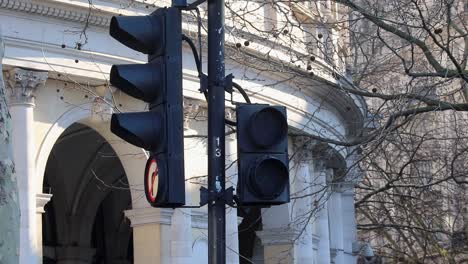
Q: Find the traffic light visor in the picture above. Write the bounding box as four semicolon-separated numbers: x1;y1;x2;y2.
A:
110;63;162;103
110;15;163;55
111;112;163;150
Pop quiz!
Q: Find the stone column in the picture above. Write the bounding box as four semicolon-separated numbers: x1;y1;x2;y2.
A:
341;183;358;263
328;186;344;264
291;137;314;264
170;208;193;264
36;193;52;264
125;208;173;264
165;99;200;264
225;131;239;264
5;68;48;264
342;151;361;263
312;162;331;264
256;228;297;264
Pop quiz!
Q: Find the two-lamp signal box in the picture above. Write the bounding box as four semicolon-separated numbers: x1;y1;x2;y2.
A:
236;104;290;206
109;7;185;208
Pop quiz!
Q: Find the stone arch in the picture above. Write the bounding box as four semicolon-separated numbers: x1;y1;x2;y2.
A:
35;102;147;208
310;143;347;183
36;103;94;194
42;122;134;263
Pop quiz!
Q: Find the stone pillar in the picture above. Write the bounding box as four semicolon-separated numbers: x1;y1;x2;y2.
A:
291;137;314;264
225;132;239;264
312;163;331;264
164;100;198;264
125;208;173;264
5;68;48;264
170;207;192;263
328;187;344;264
341;183;358;263
256;228;297;264
342;151;361;263
36;193;52;264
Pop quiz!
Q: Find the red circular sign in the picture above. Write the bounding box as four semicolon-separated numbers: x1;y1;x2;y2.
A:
145;157;159;203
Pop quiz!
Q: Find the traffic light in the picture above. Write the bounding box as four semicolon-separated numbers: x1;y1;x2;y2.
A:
236;104;290;206
109;7;185;207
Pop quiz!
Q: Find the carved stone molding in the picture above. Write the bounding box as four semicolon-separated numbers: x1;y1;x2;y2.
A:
124;207;174;227
90;85;113;123
331;182;355;194
183;98;203;133
191;210;208;229
36;193;53;213
292;136;319;163
5;68;48;106
124;207;212;229
225;107;236;123
256;228;300;246
312;234;320;248
344;150;364;184
0;0;111;27
191;211;242;230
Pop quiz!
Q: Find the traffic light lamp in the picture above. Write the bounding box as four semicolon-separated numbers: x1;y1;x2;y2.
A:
109;7;185;208
236;104;290;206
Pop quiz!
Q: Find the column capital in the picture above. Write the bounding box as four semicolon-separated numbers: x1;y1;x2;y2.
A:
333;182;356;194
225;107;236;123
183;98;204;134
90;85;113;123
5;68;48;106
256;228;300;246
36;193;53;213
124;207;174;227
191;210;208;229
292;136;320;163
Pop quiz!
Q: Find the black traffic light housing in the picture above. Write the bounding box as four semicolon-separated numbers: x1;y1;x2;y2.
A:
109;7;185;208
236;104;290;206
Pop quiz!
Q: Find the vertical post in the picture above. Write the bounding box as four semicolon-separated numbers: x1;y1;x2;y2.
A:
207;0;226;263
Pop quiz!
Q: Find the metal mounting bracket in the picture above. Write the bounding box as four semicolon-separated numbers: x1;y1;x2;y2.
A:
200;186;235;207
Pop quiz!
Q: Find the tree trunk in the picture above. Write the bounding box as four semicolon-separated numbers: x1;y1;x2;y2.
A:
0;28;20;263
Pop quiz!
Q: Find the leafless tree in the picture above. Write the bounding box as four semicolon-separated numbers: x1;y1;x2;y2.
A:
212;0;468;262
3;0;468;263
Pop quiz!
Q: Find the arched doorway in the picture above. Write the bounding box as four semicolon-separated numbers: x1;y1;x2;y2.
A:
42;123;133;263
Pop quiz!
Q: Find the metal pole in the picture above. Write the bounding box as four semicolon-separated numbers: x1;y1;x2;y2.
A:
207;0;226;263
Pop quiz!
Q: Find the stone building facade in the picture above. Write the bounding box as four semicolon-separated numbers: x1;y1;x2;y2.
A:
0;0;367;263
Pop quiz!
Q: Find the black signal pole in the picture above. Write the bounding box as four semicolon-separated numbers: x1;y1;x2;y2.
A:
207;0;226;263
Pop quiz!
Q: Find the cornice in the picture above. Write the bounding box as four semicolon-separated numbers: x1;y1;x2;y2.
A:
0;0;170;27
0;0;111;27
312;234;320;246
124;207;210;229
191;210;208;229
124;207;174;227
291;2;339;27
256;228;300;246
0;0;366;141
291;3;320;24
226;44;365;140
